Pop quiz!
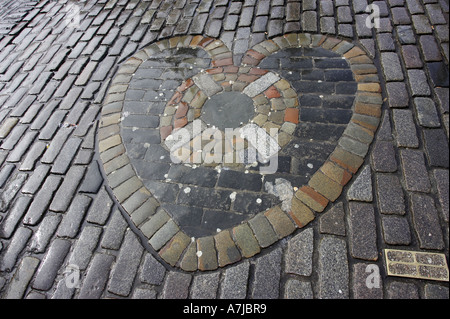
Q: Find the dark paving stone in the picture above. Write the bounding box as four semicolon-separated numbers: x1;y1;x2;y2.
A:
293;81;335;94
217;170;263;192
420;35;442;61
352;263;383;299
324;70;354;82
168;165;218;187
423;129;449;168
387;282;419;299
144;144;171;163
79;161;104;194
427;62;449;87
386;82;409;108
424;284;450;299
381;215;411;245
202;209;247;234
371;141;397;172
300;108;353;125
376;174;405;215
232;192;279;215
133;161;170;181
319;202;346;236
202;92;255;130
177;186;232;210
145;180;180;203
322;95;355;109
162;203;204;237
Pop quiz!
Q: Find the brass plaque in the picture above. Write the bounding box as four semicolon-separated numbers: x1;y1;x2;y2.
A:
384;249;449;282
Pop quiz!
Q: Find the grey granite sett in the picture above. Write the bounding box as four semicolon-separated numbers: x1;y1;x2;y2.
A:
285;228;314;276
376;174;405;215
318;236;349;299
348;202;378;261
347;165;373;202
108;231;144;297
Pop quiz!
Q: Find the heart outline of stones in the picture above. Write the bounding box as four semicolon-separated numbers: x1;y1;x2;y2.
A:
98;33;382;272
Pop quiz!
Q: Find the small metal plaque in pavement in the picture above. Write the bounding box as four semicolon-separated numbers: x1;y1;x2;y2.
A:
384;249;449;282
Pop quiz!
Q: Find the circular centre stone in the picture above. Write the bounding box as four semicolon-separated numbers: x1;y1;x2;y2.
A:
201;92;255;131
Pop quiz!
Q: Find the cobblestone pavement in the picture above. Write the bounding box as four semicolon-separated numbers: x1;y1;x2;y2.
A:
0;0;449;300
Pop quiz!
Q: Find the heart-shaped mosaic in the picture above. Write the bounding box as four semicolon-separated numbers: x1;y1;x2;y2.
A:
98;34;382;271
